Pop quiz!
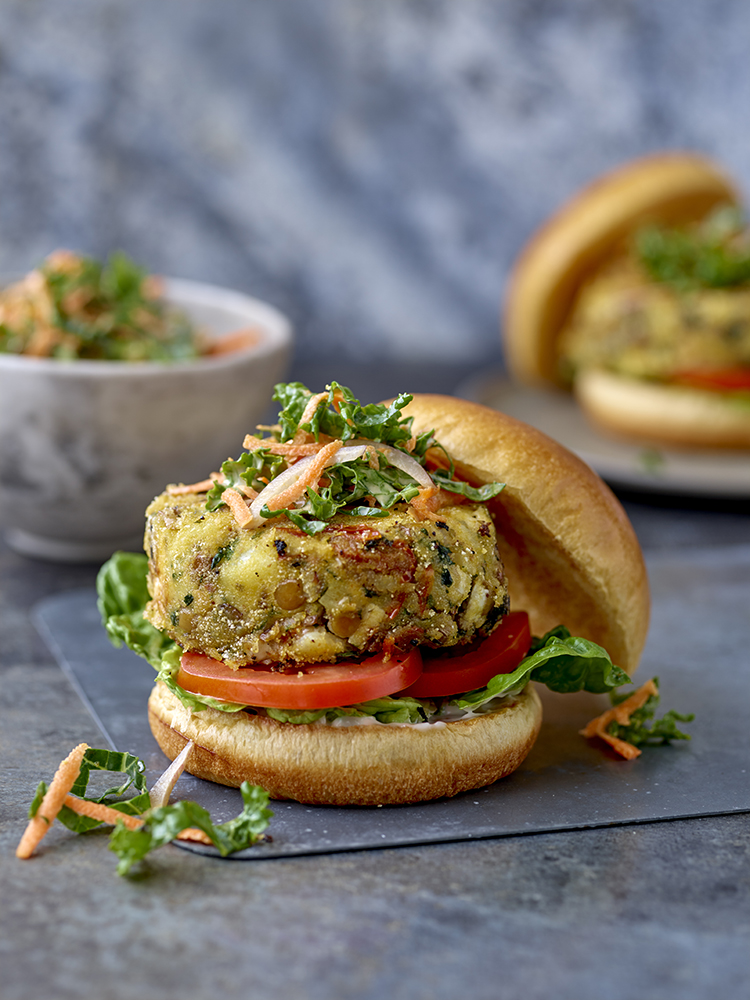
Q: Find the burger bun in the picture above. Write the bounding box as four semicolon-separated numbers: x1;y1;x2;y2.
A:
149;395;649;805
504;151;739;386
148;680;543;806
503;152;749;450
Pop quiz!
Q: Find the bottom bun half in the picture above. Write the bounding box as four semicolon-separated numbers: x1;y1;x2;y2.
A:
148;681;543;806
574;369;750;449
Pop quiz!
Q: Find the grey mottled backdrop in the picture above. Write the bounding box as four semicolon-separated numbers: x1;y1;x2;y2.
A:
1;0;748;367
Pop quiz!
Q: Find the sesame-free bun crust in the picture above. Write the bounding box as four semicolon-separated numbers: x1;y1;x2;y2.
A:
575;369;750;449
148;680;542;806
504;152;738;386
403;395;650;677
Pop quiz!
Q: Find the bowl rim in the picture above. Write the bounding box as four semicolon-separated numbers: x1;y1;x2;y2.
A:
0;276;292;377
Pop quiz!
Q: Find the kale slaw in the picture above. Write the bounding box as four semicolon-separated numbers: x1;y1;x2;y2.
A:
203;381;505;536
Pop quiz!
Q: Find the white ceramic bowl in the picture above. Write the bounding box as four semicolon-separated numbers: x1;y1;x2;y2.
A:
0;278;293;561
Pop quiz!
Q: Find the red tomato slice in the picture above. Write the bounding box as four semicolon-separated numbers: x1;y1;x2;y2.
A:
671;368;750;392
399;611;531;698
177;648;423;711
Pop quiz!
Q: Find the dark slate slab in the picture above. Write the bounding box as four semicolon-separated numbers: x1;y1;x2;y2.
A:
33;545;750;860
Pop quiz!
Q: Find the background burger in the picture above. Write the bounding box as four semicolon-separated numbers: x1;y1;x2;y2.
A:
504;151;750;449
98;382;650;806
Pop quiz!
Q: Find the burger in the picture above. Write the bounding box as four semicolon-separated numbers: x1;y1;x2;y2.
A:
504;151;750;449
98;382;649;806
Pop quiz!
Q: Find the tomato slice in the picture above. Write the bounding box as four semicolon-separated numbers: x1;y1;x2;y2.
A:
177;647;423;710
671;368;750;392
399;611;531;698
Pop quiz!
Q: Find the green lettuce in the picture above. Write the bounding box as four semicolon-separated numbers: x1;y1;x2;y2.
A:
97;551;174;668
109;781;273;876
606;678;694;746
266;694;431;726
636;205;750;291
448;626;632;712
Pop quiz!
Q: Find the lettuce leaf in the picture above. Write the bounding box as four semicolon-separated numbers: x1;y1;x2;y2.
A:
273;382;417;446
266;694;431;726
449;626;631;711
97;552;174;668
155;645;246;714
109;781;273;875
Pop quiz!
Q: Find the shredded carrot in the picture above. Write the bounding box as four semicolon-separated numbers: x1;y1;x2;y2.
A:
63;794;144;831
580;679;660;760
298;391;330;428
265;439;343;513
16;743;89;859
410;486;460;522
204;327;260;356
176;827;214;846
236;483;259;500
167;476;220;496
222;487;254;528
242;434;326;457
65;794;214;845
294;387;348;429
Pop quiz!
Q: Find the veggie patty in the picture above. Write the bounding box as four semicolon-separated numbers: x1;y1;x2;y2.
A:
144;494;509;667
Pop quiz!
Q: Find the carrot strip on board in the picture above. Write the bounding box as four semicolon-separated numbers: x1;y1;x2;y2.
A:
176;827;215;846
66;794;215;845
264;439;343;513
592;730;643;761
63;795;144;831
222;487;254;528
16;743;89;859
580;679;660;760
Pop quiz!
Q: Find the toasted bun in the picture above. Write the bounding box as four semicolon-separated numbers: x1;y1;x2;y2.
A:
504;151;738;386
574;369;750;449
148;680;542;806
402;395;650;677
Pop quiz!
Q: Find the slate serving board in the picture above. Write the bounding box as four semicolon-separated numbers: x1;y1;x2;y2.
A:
34;545;750;860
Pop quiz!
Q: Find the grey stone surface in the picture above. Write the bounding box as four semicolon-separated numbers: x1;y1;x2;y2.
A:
1;362;749;1000
1;1;749;365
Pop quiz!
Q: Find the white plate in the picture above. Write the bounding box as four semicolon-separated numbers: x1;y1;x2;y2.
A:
458;371;750;498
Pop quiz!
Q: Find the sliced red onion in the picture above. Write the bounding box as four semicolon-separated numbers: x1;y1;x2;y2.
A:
371;442;434;489
241;441;433;529
149;740;195;808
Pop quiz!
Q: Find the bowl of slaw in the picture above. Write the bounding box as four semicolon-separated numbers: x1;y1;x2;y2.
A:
0;252;293;561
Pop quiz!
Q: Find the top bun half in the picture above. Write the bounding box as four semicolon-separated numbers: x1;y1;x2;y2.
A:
503;152;739;386
402;395;650;676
